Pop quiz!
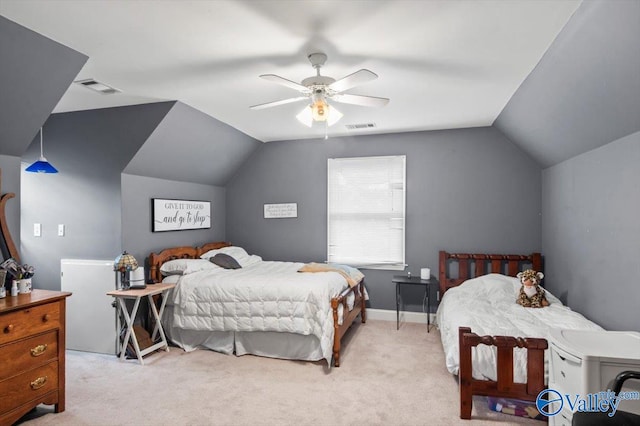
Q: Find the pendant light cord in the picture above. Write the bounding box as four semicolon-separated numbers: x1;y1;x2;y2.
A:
40;128;44;158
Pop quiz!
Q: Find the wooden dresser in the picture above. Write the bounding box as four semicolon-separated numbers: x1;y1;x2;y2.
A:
0;290;71;425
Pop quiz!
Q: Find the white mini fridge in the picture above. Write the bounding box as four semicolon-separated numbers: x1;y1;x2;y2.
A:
61;259;117;354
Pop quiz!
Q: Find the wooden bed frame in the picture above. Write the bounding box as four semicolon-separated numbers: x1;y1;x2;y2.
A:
148;242;366;367
438;250;547;419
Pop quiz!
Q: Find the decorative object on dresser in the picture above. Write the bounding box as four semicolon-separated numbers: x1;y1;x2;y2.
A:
0;270;6;298
435;250;603;420
0;290;71;425
547;329;640;425
148;241;367;367
1;258;35;295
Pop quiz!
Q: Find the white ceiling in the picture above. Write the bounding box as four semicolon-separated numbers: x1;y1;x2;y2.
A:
1;0;582;143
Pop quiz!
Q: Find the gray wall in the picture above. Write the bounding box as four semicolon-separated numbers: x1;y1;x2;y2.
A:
121;173;226;274
227;127;542;311
21;103;173;291
542;131;640;331
0;16;87;157
0;155;21;262
124;102;261;186
495;0;640;168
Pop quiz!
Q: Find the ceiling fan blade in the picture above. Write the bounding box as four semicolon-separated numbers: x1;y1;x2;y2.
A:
260;74;311;94
328;69;378;93
250;96;308;110
331;93;389;107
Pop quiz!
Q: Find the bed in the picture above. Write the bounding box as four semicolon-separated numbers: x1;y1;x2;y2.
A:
147;242;366;367
435;251;603;419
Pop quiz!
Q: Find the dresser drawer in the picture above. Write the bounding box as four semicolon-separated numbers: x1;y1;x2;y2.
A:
0;330;58;382
0;361;59;413
0;302;61;345
550;344;583;391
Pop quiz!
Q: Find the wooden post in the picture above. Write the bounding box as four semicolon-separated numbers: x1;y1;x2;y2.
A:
459;327;473;419
331;297;341;367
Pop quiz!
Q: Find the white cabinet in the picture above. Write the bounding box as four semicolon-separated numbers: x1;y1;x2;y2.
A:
61;259;117;354
548;329;640;425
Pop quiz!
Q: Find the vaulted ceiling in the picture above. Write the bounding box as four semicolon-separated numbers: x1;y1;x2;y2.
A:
1;0;581;142
1;0;638;172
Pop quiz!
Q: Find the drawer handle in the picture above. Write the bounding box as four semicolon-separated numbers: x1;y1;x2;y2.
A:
42;314;50;323
3;324;13;334
30;344;48;357
561;370;566;378
559;355;566;361
30;376;48;390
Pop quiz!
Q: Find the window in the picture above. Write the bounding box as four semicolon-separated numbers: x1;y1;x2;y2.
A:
327;155;406;270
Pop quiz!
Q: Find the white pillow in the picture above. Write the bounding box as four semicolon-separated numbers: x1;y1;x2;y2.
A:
199;246;261;267
160;258;219;276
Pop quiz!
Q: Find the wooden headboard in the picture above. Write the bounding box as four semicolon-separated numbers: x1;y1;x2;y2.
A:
438;250;542;297
148;241;232;283
196;241;232;257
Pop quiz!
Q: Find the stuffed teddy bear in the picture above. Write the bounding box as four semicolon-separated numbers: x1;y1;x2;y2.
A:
516;269;549;308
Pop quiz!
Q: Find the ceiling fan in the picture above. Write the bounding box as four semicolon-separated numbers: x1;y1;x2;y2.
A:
250;52;389;127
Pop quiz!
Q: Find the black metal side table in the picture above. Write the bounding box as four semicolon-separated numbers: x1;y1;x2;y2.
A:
393;275;438;331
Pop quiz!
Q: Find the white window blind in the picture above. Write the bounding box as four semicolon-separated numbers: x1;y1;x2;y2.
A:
327;155;406;270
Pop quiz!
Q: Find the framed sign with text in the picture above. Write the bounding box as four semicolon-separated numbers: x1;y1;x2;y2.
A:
152;198;211;232
264;203;298;219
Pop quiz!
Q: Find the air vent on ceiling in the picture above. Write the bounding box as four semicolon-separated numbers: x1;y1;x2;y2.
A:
74;78;120;95
345;123;376;130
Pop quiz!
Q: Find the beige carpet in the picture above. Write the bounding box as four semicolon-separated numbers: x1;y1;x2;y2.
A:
19;320;542;425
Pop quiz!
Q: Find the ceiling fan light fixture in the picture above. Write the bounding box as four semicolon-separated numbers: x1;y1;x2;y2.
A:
311;98;328;122
296;105;314;128
296;101;343;128
257;52;384;129
327;104;343;127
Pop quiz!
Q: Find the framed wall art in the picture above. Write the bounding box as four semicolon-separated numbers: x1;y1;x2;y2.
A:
152;198;211;232
264;203;297;219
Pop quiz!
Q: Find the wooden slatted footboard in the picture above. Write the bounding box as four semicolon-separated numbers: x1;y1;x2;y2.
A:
331;279;367;367
458;327;547;420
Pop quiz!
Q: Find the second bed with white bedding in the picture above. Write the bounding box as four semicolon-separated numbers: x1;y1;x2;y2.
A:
435;273;603;383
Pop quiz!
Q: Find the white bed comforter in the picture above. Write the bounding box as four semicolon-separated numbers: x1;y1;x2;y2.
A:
435;273;603;383
170;260;350;364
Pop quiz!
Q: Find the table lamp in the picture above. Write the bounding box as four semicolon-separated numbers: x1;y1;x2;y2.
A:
114;251;138;290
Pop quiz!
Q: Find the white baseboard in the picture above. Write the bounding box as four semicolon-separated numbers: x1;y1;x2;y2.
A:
366;308;436;325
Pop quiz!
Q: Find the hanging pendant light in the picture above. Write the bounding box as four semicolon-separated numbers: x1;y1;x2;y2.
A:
26;127;58;173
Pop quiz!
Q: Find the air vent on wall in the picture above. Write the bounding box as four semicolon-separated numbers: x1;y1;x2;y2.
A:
74;78;120;95
345;123;376;130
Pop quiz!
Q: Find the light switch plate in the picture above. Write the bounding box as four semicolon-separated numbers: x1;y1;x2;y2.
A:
34;223;41;237
58;224;65;236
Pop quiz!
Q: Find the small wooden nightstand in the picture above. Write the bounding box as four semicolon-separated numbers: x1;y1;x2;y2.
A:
106;283;175;365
